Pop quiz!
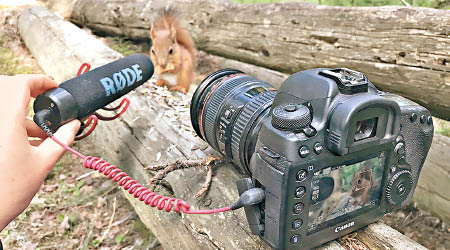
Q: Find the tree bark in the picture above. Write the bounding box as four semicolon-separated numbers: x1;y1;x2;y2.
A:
64;0;450;120
415;134;450;224
18;6;429;250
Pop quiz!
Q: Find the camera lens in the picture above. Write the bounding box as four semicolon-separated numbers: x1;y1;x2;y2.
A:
191;69;277;175
354;117;378;141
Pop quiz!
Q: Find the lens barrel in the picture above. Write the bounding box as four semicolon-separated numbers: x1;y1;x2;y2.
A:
191;69;276;175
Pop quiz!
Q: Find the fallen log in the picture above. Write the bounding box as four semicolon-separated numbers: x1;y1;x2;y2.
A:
62;0;450;120
415;134;450;224
18;6;428;250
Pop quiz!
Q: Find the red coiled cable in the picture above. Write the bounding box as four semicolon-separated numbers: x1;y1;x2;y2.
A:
50;135;231;214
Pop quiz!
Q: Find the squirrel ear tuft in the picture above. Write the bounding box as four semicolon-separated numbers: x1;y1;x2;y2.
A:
170;25;177;43
150;24;156;40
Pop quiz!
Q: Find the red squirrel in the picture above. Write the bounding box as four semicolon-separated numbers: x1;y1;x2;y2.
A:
150;9;197;94
351;164;373;206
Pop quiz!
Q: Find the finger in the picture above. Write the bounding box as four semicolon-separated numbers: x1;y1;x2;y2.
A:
25;74;58;98
5;75;58;112
29;139;44;146
33;120;81;171
25;118;48;139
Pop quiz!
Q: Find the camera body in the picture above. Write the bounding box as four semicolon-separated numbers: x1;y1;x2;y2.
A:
190;68;433;250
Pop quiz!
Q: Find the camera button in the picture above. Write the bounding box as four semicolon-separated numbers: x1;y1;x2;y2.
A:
296;170;308;182
410;113;417;122
394;143;405;155
390;165;397;173
295;186;306;198
303;127;317;137
290;234;300;244
284;104;297;112
293;203;304;214
299;146;310;158
292;219;303;230
395;135;404;144
224;109;232;119
420;115;426;124
313;143;324;154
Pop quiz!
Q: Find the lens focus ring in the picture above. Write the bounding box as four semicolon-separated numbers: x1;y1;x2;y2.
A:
203;75;254;150
231;91;277;168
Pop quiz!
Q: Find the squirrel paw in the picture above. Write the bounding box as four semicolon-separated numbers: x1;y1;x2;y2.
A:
155;79;165;87
169;86;188;94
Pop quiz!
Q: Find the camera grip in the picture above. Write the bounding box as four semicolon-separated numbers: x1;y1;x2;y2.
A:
398;109;434;206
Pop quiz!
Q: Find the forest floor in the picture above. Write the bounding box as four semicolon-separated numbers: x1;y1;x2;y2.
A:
0;4;449;250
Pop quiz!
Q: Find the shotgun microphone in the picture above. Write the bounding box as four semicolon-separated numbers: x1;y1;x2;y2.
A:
33;54;154;131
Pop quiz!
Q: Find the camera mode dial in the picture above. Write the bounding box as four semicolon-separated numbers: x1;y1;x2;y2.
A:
386;169;413;205
272;104;311;131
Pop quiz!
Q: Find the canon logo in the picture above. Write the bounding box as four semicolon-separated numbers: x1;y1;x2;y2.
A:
334;221;355;233
100;64;143;97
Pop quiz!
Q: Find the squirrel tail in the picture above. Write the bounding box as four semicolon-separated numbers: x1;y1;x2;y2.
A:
153;7;197;62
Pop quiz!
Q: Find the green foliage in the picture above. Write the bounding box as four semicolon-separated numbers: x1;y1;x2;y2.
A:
109;37;139;57
434;117;450;137
233;0;446;8
115;234;125;244
58;180;85;196
1;229;9;237
0;33;32;75
73;180;85;196
57;214;65;223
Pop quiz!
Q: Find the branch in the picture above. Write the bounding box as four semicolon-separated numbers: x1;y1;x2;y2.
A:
400;0;411;6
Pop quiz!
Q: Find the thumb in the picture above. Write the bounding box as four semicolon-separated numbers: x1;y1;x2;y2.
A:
34;120;81;171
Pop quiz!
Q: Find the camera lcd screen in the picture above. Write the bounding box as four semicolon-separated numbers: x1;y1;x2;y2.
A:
307;153;385;234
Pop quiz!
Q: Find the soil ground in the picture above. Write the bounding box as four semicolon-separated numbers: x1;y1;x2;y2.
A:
0;4;449;250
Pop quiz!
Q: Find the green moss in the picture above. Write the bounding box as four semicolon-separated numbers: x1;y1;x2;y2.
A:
0;34;33;75
109;37;139;57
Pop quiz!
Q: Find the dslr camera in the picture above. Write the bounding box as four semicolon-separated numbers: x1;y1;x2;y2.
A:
190;68;433;249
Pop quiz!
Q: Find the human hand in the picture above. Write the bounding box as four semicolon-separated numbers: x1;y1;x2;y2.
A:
0;75;80;231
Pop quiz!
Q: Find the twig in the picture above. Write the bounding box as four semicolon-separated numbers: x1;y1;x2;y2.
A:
98;195;117;245
148;238;161;249
338;232;369;250
145;157;225;192
79;214;95;250
75;170;97;181
400;0;411;6
110;214;133;227
195;164;213;198
145;159;206;171
402;211;413;226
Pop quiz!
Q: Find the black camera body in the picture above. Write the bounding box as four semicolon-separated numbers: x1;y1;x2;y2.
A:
191;68;433;250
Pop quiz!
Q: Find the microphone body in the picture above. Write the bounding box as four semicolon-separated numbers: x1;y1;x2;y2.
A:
33;54;154;131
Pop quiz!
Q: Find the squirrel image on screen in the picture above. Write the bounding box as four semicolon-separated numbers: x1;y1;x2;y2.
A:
351;163;373;206
150;8;197;94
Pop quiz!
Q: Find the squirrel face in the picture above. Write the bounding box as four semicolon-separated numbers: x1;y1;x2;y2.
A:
351;165;373;205
150;27;180;75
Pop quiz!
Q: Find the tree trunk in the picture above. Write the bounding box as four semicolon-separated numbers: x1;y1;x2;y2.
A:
63;0;450;120
18;6;429;250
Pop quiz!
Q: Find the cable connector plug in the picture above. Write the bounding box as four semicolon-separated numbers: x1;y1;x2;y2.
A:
231;188;265;210
33;109;54;137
